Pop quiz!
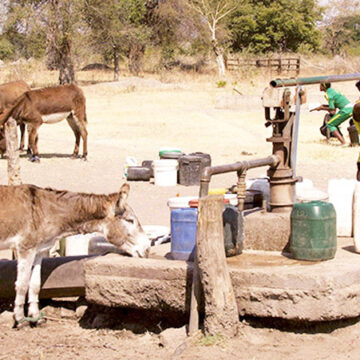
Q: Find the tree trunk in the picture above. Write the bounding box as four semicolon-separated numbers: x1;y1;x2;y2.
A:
128;43;145;75
114;48;119;81
58;38;75;85
211;40;226;79
196;195;239;337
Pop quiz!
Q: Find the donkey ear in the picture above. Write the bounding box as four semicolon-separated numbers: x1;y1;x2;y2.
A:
117;183;130;209
120;182;130;198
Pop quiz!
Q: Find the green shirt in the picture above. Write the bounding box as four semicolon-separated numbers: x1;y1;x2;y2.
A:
325;88;351;110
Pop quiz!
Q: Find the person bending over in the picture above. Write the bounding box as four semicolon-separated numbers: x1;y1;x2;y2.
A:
311;82;353;145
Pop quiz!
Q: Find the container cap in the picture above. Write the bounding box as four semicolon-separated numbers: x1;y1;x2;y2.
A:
159;147;182;157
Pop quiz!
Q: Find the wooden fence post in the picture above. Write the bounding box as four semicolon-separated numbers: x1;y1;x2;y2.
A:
5;118;22;186
194;195;239;337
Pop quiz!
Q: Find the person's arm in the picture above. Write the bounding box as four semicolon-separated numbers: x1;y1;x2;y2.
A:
310;104;330;112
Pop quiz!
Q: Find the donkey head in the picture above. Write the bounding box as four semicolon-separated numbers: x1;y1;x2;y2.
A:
105;183;151;258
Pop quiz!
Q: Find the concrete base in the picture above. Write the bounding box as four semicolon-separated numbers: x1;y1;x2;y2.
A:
84;238;360;321
244;210;290;251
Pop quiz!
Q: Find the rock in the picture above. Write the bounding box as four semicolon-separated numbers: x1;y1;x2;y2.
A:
158;326;187;348
0;311;14;326
75;305;88;319
60;307;76;319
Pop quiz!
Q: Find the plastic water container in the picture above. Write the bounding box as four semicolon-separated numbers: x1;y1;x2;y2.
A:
290;201;337;261
328;179;356;236
246;177;270;211
88;236;125;256
223;205;243;257
170;208;198;261
153;159;178;186
65;233;100;256
178;155;203;186
127;166;151;181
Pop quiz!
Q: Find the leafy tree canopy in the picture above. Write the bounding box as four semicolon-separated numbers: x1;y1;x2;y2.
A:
228;0;322;53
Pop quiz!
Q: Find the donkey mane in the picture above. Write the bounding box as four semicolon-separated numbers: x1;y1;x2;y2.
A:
33;185;119;220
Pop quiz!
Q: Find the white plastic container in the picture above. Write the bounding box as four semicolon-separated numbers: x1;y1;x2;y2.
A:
353;182;360;252
328;178;356;237
65;233;100;256
167;196;198;210
295;178;314;193
153;159;178;186
296;179;328;203
296;188;328;203
224;193;238;206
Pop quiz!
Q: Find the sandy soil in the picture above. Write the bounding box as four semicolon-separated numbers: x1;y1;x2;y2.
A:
0;76;360;359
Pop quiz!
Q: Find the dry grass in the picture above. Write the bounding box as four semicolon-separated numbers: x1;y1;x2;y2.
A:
0;54;358;95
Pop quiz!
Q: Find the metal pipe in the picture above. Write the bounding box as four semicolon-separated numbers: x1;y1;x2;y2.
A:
270;72;360;88
199;155;279;197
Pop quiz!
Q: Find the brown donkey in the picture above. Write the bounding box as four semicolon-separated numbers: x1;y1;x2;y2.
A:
0;183;151;328
0;84;88;162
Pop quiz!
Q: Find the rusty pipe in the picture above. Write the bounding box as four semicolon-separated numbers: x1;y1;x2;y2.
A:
199;155;280;197
270;73;360;88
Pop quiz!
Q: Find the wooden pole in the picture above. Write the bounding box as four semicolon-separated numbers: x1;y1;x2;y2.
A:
5;118;22;186
195;195;239;337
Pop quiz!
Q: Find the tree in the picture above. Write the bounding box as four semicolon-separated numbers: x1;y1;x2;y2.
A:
4;0;80;84
2;1;47;60
83;0;151;79
228;0;321;53
46;0;77;84
187;0;239;78
319;0;360;55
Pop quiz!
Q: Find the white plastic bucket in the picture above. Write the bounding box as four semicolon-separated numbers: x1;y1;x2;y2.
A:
328;178;356;237
153;159;178;186
65;233;100;256
167;196;198;210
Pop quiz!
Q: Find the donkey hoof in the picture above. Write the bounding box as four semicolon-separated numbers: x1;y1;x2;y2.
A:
81;156;87;162
13;317;30;329
30;156;40;163
71;154;80;159
26;312;46;328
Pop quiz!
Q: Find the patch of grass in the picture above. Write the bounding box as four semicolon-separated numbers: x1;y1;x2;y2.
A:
196;333;226;347
216;80;227;88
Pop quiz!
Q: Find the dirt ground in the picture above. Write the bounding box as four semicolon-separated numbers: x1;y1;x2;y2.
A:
1;75;360;359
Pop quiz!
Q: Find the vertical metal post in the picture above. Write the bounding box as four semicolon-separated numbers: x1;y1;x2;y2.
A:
291;86;302;177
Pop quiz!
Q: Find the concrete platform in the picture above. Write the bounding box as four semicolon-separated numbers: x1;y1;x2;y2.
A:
84;238;360;321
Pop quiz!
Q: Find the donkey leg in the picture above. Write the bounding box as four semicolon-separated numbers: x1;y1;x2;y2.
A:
66;114;81;158
28;122;41;162
27;250;47;325
79;122;88;161
14;249;37;327
19;123;25;151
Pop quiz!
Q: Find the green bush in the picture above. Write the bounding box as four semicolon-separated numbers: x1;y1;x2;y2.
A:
0;38;14;60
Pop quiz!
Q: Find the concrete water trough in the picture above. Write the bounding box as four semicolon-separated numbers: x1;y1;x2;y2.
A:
84;237;360;322
1;224;360;322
